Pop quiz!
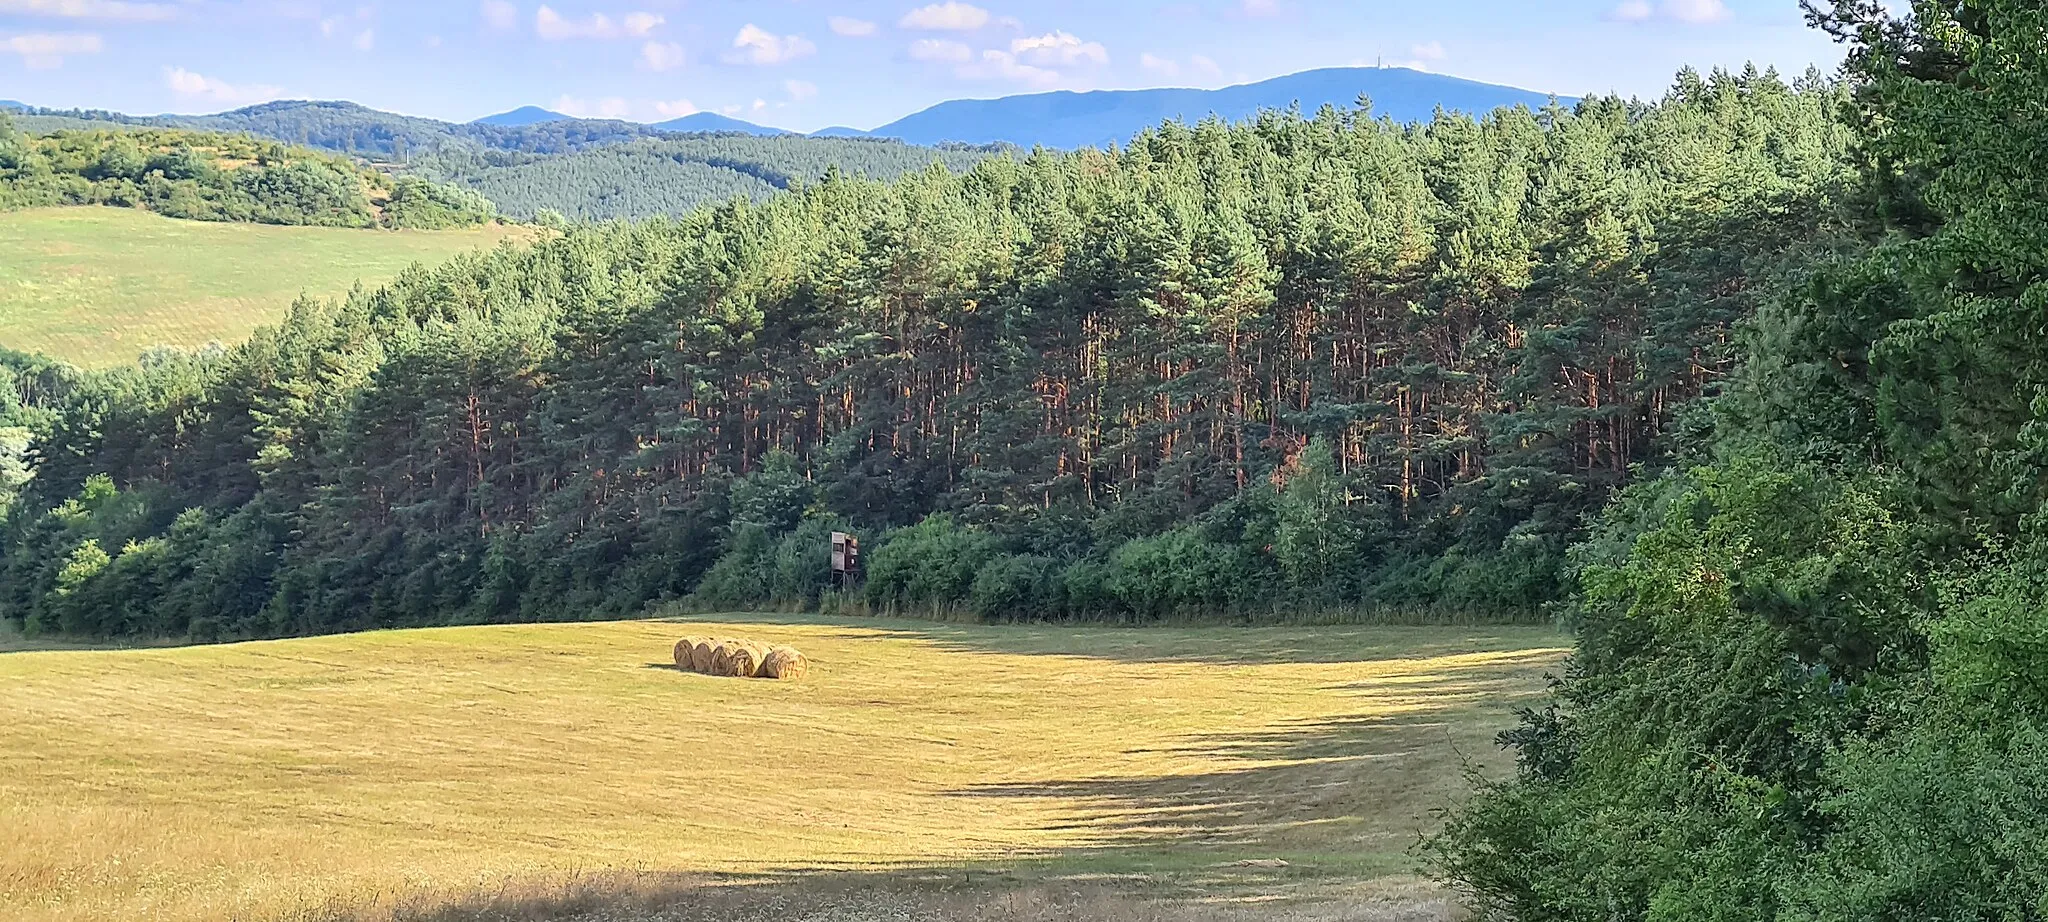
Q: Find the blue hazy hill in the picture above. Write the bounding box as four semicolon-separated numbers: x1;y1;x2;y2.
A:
472;106;573;127
649;112;787;135
868;67;1570;148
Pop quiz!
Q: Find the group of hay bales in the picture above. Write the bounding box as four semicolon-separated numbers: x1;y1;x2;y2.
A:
672;636;810;680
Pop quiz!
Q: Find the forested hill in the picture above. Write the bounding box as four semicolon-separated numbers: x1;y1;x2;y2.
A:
0;66;1852;641
419;136;993;221
0;113;494;229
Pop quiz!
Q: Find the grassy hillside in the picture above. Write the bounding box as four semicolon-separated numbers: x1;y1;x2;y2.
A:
0;207;532;367
0;615;1565;922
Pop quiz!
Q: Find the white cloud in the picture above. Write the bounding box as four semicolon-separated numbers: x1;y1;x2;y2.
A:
319;5;374;44
1411;40;1445;61
727;24;815;65
1663;0;1729;23
1613;0;1728;23
1010;31;1106;67
0;0;173;21
1140;52;1178;78
653;98;698;118
480;0;518;30
907;37;971;63
828;15;876;37
165;66;283;108
899;1;988;31
640;40;684;71
784;79;818;102
535;5;663;41
751;98;767;112
2;31;100;68
552;94;632;120
961;48;1060;88
1189;54;1221;78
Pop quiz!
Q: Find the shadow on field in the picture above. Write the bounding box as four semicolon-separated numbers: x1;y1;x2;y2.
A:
938;668;1539;870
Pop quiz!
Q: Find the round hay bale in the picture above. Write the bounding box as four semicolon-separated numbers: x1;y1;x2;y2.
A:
760;646;809;681
708;641;740;677
673;637;703;671
725;642;769;679
689;639;719;675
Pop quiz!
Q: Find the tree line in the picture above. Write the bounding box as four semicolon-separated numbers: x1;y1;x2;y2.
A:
0;67;1852;640
0;115;496;230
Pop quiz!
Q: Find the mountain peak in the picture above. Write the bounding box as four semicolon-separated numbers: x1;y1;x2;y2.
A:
648;112;787;136
473;105;574;127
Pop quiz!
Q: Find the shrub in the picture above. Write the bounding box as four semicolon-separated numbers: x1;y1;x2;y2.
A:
766;517;844;606
864;515;996;613
1104;528;1254;619
970;554;1061;620
381;176;497;229
692;524;775;607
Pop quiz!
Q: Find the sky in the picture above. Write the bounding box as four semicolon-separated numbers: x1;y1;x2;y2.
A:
0;0;1849;132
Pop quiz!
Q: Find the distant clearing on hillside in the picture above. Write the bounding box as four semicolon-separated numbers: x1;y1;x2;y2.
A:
0;207;533;367
0;616;1565;922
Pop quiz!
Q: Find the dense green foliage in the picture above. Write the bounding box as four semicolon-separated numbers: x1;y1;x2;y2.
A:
378;176;498;230
0;114;492;229
0;71;1851;640
1429;2;2048;917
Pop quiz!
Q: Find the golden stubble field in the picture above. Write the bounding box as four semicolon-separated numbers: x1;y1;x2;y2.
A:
0;615;1566;922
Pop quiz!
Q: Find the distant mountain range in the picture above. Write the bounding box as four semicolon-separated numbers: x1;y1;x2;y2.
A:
864;67;1570;148
0;100;25;111
461;66;1567;148
10;67;1568;153
472;106;788;136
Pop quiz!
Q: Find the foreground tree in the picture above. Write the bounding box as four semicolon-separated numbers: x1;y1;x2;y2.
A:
1434;3;2048;917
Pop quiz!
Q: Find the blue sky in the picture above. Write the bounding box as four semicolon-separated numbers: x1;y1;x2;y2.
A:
0;0;1846;131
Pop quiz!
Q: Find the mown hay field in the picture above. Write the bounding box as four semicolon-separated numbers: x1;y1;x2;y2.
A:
0;207;535;367
0;615;1566;922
